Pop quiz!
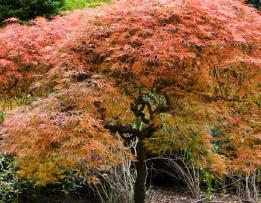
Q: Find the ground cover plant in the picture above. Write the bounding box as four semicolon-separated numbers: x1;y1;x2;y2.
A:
0;0;260;203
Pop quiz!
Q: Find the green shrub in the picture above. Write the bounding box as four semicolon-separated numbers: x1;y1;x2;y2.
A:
0;154;28;203
0;0;65;23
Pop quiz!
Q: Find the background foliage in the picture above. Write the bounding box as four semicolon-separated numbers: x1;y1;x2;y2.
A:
0;0;64;23
247;0;261;9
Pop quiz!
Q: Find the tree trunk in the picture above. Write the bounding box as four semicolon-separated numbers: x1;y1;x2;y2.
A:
134;140;147;203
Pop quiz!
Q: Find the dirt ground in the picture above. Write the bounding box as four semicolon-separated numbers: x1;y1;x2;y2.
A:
146;187;256;203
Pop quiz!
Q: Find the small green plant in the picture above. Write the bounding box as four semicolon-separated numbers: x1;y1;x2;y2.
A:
55;170;86;195
202;171;215;200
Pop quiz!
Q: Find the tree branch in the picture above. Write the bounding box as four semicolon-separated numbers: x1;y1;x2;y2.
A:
105;124;139;140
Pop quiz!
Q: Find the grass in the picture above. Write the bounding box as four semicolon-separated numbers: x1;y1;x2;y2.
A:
64;0;111;10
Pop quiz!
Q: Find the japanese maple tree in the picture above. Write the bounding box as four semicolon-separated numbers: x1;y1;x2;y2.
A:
0;0;260;203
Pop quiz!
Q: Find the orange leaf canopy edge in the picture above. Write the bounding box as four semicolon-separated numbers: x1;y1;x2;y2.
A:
0;79;134;186
0;0;260;185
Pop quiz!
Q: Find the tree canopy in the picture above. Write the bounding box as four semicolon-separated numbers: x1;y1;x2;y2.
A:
0;0;260;202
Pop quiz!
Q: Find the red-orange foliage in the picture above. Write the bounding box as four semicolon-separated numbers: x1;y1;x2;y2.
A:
0;10;98;94
0;0;260;188
0;78;133;185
